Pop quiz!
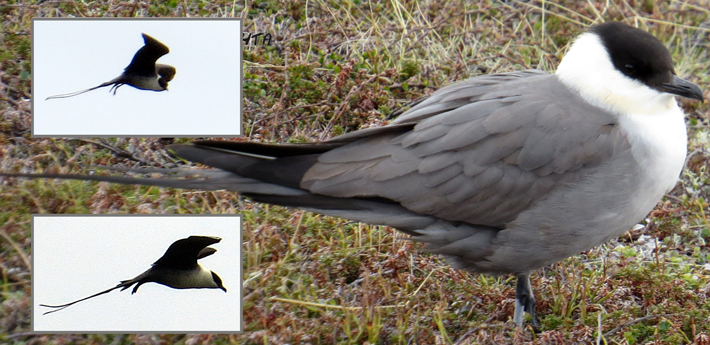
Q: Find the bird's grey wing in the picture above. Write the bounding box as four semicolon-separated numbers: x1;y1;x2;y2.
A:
301;72;627;228
327;70;550;144
163;71;625;231
124;33;170;77
390;70;550;125
152;236;222;269
156;64;176;82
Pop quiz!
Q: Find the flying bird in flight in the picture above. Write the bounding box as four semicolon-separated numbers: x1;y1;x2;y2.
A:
8;22;704;326
45;33;176;100
40;236;226;315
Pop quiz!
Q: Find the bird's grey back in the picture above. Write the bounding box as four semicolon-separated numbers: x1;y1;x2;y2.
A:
303;71;626;228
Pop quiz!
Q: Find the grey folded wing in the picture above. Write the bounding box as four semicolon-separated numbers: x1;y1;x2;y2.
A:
300;70;627;228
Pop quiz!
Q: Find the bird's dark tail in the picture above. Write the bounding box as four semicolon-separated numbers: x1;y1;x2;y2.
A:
39;282;130;315
1;140;334;197
2;139;437;230
45;78;121;100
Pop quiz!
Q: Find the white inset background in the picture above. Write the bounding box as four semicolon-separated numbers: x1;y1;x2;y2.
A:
33;19;242;137
33;215;242;333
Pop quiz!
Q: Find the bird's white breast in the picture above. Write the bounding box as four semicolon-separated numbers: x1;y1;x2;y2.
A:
158;268;217;289
618;97;687;194
132;76;164;91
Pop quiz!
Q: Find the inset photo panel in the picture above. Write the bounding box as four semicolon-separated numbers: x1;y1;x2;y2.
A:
32;215;242;333
33;18;242;137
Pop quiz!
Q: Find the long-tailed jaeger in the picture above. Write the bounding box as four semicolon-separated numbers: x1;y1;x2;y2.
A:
8;22;704;326
40;236;226;315
45;33;176;100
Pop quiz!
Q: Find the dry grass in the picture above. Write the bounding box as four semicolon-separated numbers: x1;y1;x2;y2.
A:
1;0;710;344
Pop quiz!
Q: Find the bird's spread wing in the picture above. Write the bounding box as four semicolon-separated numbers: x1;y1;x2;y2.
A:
197;247;217;260
124;33;170;77
156;64;176;82
152;236;222;269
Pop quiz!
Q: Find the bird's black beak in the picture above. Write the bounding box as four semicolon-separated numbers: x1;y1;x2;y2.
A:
658;75;704;101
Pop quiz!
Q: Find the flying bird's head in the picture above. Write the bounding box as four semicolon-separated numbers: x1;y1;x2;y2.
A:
212;271;227;292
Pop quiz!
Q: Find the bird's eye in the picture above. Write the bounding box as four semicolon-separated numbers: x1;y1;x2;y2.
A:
624;63;636;75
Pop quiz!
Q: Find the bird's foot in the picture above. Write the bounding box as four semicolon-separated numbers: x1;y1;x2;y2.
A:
513;272;540;329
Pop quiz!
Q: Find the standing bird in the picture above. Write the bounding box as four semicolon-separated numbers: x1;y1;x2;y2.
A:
40;236;226;315
45;33;176;100
6;22;704;326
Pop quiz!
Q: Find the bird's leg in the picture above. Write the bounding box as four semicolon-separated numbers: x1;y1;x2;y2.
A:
513;272;540;328
110;83;123;95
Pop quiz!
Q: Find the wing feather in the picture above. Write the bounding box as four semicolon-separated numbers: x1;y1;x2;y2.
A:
301;71;624;227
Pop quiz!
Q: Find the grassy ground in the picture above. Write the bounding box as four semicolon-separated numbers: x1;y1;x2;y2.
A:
1;0;710;344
